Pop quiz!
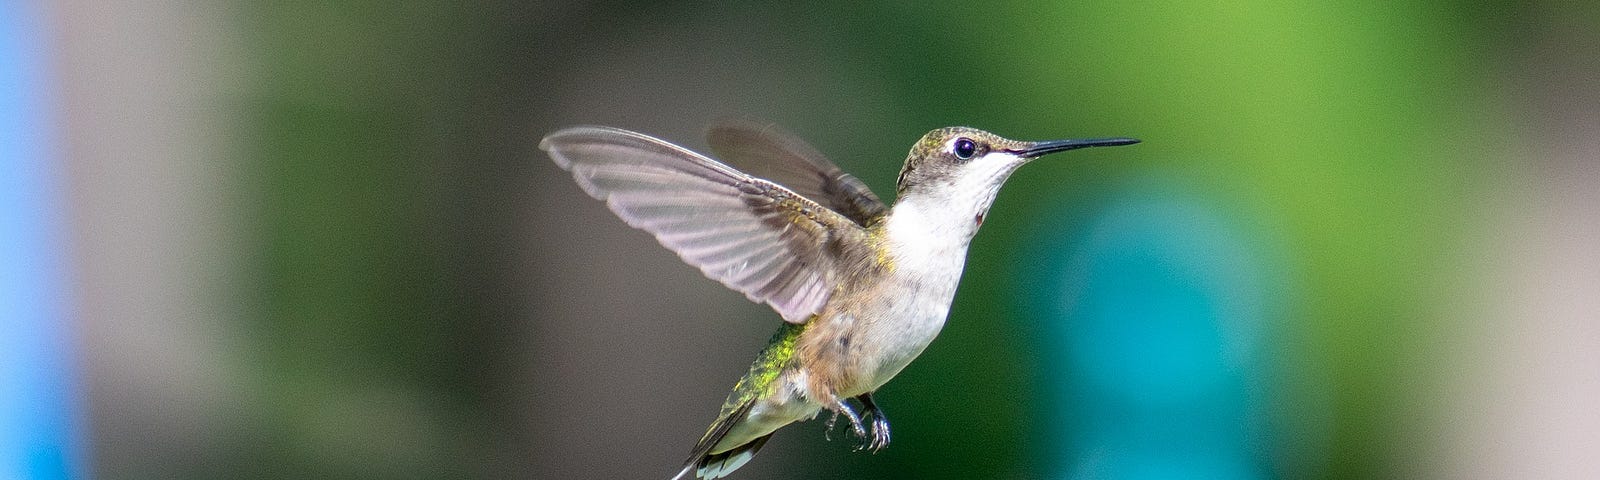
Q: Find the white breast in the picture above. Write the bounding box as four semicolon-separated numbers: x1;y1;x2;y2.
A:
843;196;978;392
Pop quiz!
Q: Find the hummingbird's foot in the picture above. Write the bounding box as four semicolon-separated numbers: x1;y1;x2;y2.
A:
823;410;839;441
855;393;891;452
865;414;891;452
823;398;868;442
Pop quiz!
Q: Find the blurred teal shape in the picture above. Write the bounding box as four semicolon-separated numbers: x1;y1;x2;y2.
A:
0;3;81;479
1026;176;1284;479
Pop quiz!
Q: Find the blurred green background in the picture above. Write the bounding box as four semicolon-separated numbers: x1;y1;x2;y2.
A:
54;1;1600;479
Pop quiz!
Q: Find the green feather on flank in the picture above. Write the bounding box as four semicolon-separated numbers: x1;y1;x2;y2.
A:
696;321;808;445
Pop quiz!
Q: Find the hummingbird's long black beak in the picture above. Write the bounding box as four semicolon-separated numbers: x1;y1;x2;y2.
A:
1012;137;1141;158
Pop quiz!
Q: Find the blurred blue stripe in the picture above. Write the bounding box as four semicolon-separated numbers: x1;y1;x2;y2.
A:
0;3;82;479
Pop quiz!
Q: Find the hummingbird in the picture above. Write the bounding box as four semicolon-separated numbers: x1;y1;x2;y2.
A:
540;122;1138;479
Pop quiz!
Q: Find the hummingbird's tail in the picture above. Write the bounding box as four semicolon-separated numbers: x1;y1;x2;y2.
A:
671;323;805;479
670;431;773;480
669;397;774;480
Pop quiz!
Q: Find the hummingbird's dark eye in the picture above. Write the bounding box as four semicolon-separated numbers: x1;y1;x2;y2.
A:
953;138;977;160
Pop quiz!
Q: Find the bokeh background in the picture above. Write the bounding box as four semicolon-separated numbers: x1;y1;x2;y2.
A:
5;1;1598;478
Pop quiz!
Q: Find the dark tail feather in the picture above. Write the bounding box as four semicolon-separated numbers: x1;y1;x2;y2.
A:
670;399;770;479
692;434;771;479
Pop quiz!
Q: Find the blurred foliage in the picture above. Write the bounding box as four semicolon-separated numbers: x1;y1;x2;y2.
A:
240;2;498;478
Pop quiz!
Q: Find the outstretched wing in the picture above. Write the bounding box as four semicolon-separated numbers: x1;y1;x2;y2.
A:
541;126;865;324
706;121;888;227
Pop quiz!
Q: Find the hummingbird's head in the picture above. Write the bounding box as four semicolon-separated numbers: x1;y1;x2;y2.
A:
882;127;1138;270
893;127;1138;221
